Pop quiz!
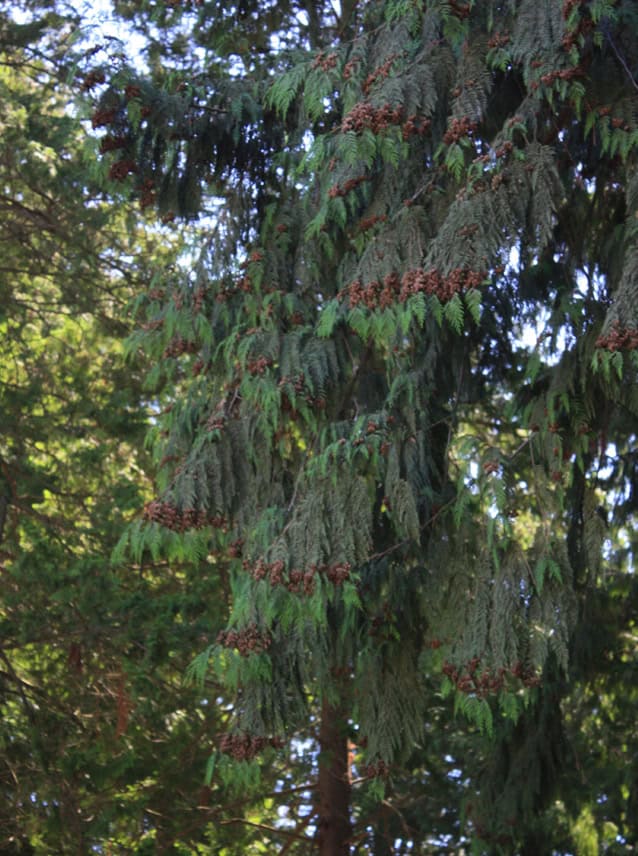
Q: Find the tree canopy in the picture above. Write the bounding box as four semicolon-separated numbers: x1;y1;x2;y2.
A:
3;0;638;853
0;8;235;852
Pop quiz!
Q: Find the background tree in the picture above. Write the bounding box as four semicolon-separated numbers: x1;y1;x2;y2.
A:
0;7;269;853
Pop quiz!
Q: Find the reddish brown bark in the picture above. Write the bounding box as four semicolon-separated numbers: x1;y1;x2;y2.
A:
317;693;352;855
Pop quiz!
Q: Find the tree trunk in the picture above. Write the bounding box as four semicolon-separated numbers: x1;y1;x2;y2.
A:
317;693;352;855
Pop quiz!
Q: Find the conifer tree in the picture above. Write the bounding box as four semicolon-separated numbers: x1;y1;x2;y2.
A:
0;8;249;853
93;0;638;851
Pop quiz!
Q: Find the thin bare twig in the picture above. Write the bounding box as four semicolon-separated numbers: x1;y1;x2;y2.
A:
220;817;313;844
603;24;638;92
